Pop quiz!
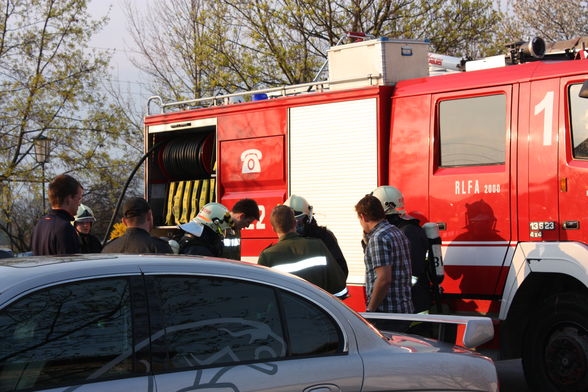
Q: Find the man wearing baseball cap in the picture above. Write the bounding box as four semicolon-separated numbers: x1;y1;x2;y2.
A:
102;197;172;254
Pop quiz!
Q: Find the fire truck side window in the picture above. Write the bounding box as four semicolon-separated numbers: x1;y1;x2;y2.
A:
569;83;588;159
438;94;506;167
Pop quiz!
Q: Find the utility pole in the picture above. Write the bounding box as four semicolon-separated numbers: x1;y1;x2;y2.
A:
33;135;51;212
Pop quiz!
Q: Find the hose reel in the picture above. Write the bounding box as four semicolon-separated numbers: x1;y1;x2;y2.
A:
158;133;215;181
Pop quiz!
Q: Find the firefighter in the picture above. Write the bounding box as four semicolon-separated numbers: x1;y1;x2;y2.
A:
258;205;347;297
178;202;232;257
372;185;432;313
222;198;260;260
73;204;102;253
284;194;349;278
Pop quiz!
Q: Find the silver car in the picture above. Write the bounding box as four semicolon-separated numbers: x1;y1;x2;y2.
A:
0;255;498;392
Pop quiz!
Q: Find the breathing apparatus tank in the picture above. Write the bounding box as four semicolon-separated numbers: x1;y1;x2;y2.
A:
422;222;444;284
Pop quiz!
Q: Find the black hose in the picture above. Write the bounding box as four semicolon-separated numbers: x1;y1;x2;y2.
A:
102;141;166;246
159;134;213;180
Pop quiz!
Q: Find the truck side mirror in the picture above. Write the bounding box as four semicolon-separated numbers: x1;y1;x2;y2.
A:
580;80;588;98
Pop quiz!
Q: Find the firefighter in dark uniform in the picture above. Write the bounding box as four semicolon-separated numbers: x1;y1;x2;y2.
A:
221;198;260;260
73;204;103;253
258;205;347;297
177;202;232;257
32;174;83;255
102;197;172;254
372;185;432;313
284;194;349;279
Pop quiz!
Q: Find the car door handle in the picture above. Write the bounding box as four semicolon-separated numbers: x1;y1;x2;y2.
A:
437;222;447;230
304;384;341;392
563;221;580;230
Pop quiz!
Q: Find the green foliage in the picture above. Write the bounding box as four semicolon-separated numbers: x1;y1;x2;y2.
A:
127;0;502;98
0;0;141;251
422;0;503;57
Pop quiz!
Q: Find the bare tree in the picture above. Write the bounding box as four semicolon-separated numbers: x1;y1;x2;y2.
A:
0;0;140;252
124;0;235;101
501;0;588;43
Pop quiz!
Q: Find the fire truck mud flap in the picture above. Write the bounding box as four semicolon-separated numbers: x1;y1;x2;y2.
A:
522;292;588;392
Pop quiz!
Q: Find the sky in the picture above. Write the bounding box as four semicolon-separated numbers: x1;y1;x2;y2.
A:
87;0;148;102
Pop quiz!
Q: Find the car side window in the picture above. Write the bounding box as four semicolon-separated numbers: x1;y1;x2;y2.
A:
279;290;342;356
151;276;286;370
0;278;133;391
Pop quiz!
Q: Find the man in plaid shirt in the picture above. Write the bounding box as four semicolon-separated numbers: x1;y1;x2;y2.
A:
356;195;413;330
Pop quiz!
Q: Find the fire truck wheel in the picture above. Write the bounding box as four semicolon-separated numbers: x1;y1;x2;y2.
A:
522;293;588;392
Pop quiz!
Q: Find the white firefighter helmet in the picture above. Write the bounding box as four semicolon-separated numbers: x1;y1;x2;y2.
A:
371;186;405;215
284;194;313;220
179;202;232;236
74;204;96;223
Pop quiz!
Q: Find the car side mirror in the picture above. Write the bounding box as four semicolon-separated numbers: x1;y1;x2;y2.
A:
579;79;588;98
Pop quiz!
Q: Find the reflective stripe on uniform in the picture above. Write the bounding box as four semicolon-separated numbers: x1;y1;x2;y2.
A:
223;238;240;247
272;256;327;274
333;287;349;298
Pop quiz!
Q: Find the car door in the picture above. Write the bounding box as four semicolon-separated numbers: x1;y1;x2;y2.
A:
145;274;364;392
0;277;153;392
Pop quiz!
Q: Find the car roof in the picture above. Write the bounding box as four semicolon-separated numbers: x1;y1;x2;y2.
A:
0;255;482;357
0;254;312;303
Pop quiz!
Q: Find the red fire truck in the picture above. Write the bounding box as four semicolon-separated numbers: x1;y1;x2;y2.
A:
144;37;588;391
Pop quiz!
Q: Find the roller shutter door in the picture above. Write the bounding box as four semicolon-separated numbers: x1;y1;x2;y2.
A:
289;98;378;285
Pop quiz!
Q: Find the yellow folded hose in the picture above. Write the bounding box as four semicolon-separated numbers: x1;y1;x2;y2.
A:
172;181;185;225
180;180;193;223
165;182;177;225
190;180;202;220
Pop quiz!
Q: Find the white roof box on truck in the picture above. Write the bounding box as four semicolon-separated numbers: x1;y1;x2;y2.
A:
327;38;429;90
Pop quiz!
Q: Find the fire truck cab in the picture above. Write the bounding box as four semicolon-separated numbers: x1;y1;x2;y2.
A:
144;37;588;392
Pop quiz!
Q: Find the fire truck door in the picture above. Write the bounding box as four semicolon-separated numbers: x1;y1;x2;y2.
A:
558;75;588;242
523;79;560;242
429;86;512;297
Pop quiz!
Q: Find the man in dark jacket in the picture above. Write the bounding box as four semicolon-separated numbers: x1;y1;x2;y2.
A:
32;174;83;255
73;204;102;253
258;205;347;297
102;197;172;254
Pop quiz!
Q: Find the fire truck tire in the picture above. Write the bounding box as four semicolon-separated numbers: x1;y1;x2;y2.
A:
522;293;588;392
